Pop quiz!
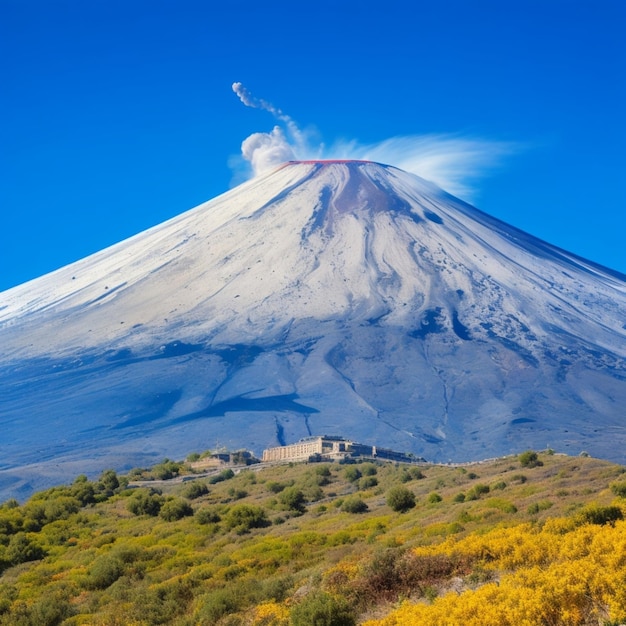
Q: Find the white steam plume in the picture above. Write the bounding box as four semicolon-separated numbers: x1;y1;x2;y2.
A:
241;126;296;175
232;82;518;200
232;82;312;176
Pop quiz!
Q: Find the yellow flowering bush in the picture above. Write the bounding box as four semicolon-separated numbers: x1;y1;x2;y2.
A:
364;514;626;625
250;601;289;625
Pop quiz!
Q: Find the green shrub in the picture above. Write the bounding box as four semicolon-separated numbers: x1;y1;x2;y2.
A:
486;498;518;514
86;553;125;590
290;591;356;626
225;504;269;534
303;485;324;503
610;481;626;498
358;476;378;490
196;576;282;623
576;504;624;526
21;502;46;531
386;486;416;513
341;497;368;514
399;471;412;483
159;498;193;521
361;463;378;476
519;450;543;468
6;588;74;624
196;586;243;623
43;496;81;524
266;481;287;494
5;532;46;566
0;513;20;538
527;500;553;515
411;467;426;480
127;489;164;516
71;481;96;506
35;593;76;624
400;467;425;482
181;481;209;500
453;492;466;503
465;484;490;501
97;469;120;496
263;574;293;602
511;474;528;484
128;579;194;624
151;459;183;480
208;468;235;484
228;488;249;500
491;481;507;491
427;492;442;504
279;487;307;514
344;467;362;483
195;506;221;525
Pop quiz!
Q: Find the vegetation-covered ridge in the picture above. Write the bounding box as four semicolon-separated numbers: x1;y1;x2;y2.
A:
1;450;626;625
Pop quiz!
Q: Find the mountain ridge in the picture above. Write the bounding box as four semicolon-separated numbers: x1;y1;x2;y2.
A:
1;160;625;501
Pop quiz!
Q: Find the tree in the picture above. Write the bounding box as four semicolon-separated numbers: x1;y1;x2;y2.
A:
71;480;96;506
279;487;307;514
386;486;416;513
97;469;120;497
99;469;119;490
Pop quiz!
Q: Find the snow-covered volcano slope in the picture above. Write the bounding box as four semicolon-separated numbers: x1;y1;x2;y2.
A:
1;161;625;500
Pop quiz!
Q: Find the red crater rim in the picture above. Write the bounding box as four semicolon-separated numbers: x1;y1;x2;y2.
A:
288;159;374;164
275;159;376;172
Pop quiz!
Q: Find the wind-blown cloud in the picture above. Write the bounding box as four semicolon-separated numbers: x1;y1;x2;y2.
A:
231;82;518;200
330;135;517;201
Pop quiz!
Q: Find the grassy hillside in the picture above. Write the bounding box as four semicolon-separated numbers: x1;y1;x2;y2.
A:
1;451;626;625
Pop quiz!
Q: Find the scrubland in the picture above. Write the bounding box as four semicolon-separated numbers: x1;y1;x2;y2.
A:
1;450;626;625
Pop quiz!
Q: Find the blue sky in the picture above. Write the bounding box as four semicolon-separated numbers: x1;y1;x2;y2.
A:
1;0;625;291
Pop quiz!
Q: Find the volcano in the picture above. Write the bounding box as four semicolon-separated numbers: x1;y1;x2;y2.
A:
1;160;625;500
